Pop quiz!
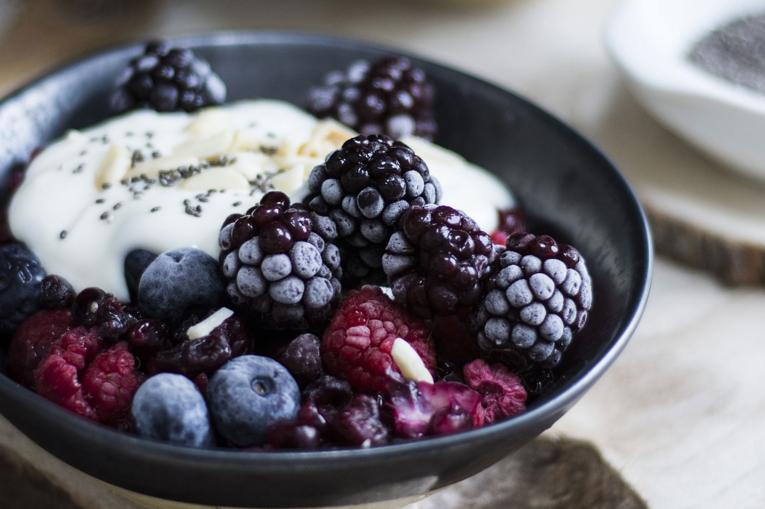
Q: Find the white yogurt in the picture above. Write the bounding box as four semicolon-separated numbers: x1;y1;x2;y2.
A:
9;100;514;301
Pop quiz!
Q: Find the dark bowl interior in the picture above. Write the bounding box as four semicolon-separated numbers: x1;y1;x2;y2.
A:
0;33;652;508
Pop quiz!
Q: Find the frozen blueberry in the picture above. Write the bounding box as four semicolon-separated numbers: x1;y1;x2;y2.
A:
138;248;224;324
132;373;213;448
0;243;46;335
207;355;300;447
124;249;157;300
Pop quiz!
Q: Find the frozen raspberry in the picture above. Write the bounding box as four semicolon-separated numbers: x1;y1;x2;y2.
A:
463;359;526;426
307;56;437;140
7;309;71;388
82;342;144;424
491;207;526;246
34;327;103;421
299;375;354;434
220;191;343;330
386;380;480;438
383;205;495;318
473;233;593;368
305;135;441;283
265;422;321;450
330;394;389;447
150;312;252;378
321;287;435;393
126;319;171;361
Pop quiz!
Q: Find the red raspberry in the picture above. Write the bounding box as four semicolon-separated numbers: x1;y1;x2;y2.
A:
387;380;480;438
491;207;526;246
33;327;143;425
490;230;509;246
322;287;435;393
463;359;527;426
8;309;72;388
34;327;102;421
82;342;144;424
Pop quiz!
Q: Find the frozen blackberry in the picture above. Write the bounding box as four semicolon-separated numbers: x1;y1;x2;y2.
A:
382;204;495;318
305;134;441;283
219;191;342;330
308;56;437;140
473;233;593;368
111;40;226;113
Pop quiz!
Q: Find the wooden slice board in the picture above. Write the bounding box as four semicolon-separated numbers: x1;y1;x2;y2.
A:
573;75;765;286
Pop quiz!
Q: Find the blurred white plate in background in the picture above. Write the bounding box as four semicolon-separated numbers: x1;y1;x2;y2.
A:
606;0;765;182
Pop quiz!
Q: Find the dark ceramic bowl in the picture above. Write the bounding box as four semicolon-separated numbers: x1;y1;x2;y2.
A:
0;33;652;508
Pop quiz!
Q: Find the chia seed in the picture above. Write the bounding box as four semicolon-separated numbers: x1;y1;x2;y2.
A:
150;206;161;213
59;230;68;239
131;150;144;167
100;212;110;221
690;13;765;95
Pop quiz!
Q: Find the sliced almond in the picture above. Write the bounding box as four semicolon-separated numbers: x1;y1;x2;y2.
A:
391;338;434;384
187;307;234;340
95;144;130;189
270;165;306;195
231;128;264;152
226;152;279;181
180;167;250;191
297;119;355;159
173;130;235;159
185;107;228;138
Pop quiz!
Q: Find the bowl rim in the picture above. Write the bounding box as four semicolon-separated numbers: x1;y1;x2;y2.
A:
0;30;653;467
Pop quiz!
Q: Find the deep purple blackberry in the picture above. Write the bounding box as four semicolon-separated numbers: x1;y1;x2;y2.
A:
149;311;252;378
472;233;593;369
71;287;139;342
219;191;342;330
265;422;321;450
308;56;437;140
39;275;75;310
111;40;226;113
305;134;441;283
382;204;494;318
277;333;323;387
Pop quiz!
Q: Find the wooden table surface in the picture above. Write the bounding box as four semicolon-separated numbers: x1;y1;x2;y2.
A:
0;1;763;508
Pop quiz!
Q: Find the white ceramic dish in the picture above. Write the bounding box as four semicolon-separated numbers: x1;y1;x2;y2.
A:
606;0;765;181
